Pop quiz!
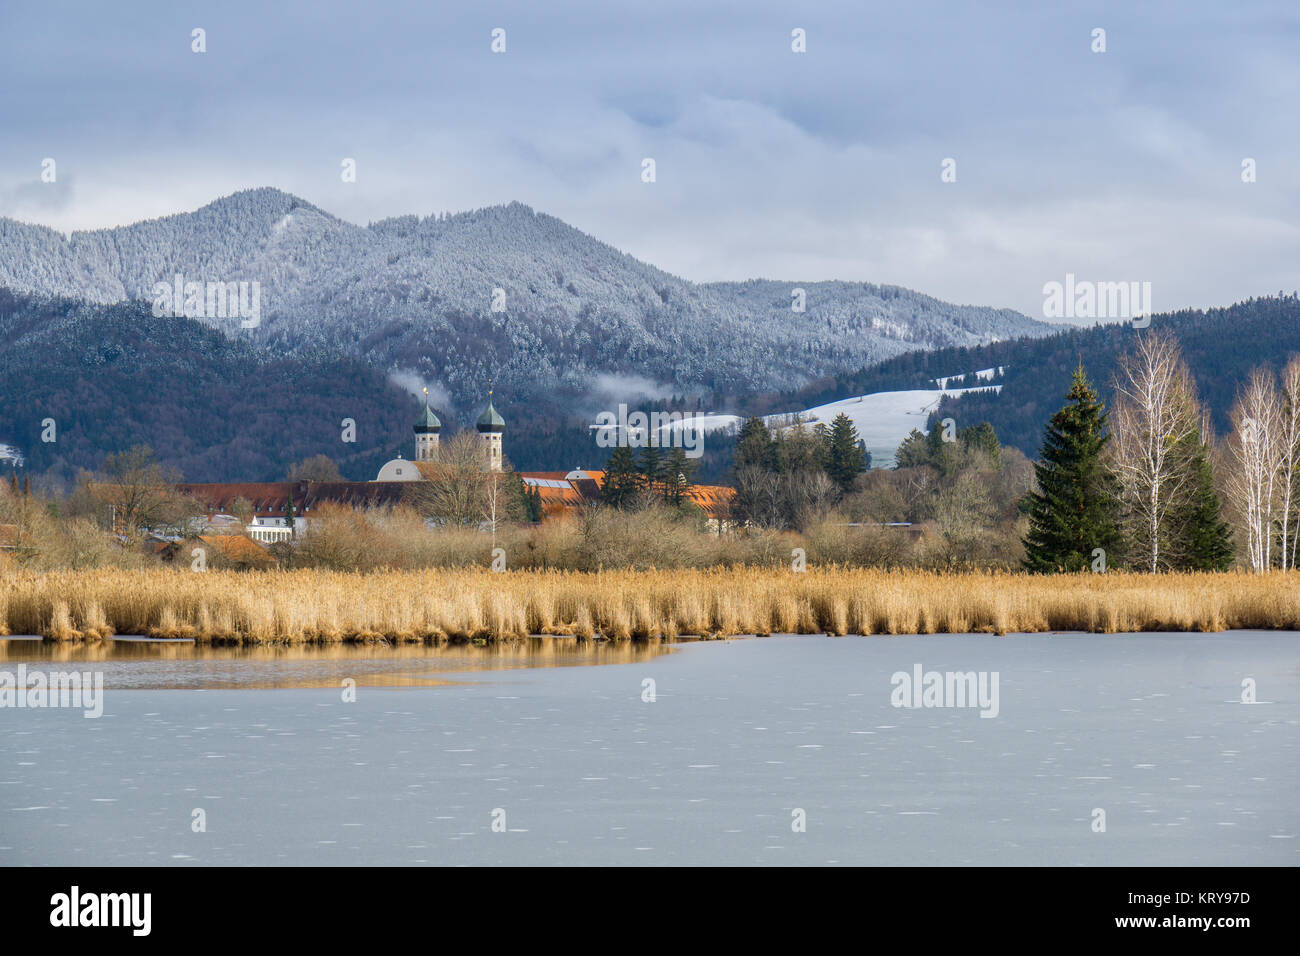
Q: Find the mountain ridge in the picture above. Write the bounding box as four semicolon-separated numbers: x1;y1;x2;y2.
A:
0;189;1052;414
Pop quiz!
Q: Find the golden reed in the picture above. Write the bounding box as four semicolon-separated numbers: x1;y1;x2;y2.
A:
2;567;1298;644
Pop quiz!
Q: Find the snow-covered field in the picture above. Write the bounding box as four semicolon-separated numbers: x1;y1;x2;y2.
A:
782;386;1002;467
653;384;1002;467
934;366;1004;389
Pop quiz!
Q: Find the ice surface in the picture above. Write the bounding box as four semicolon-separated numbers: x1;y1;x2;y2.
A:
1;632;1294;866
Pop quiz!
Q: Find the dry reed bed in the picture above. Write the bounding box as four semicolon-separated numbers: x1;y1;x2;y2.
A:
1;568;1298;644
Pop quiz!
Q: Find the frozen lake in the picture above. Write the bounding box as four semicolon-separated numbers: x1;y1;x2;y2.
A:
1;632;1296;865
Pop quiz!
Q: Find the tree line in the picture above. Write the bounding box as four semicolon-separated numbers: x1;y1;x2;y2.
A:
728;412;870;530
599;442;701;511
1023;330;1299;573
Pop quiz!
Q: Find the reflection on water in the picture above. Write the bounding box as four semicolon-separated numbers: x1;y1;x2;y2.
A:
0;636;673;690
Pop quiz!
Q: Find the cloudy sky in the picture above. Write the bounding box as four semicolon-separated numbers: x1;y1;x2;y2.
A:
1;0;1297;317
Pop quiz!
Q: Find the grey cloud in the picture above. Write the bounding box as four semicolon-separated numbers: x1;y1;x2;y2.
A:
0;0;1296;317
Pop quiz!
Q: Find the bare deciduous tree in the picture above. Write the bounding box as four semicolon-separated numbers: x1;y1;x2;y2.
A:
1227;368;1285;571
91;445;190;538
734;464;783;529
1110;333;1200;572
230;496;255;529
931;471;995;567
1277;356;1300;569
480;470;527;550
404;431;488;527
285;454;343;483
783;470;837;532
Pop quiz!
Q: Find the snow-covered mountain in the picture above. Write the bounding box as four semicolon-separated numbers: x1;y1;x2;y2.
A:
0;188;1052;413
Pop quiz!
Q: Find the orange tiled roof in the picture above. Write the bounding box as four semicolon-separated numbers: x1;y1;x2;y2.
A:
516;473;583;517
533;484;585;517
197;534;275;565
684;485;734;520
178;482;407;514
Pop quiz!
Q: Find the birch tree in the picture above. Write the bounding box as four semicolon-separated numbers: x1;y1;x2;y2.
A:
481;470;528;549
1110;333;1200;572
1277;356;1300;569
1227;369;1283;571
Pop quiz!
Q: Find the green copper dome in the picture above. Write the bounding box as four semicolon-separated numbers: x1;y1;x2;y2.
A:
476;400;505;433
414;402;441;433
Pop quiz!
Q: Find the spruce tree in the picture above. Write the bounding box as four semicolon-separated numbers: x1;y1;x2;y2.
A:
730;418;775;526
1023;365;1123;572
663;447;695;506
774;419;826;474
894;428;931;469
638;443;663;496
502;471;534;524
519;482;542;522
732;417;775;473
960;422;1001;467
1175;442;1234;570
824;412;867;492
925;419;948;462
601;445;640;509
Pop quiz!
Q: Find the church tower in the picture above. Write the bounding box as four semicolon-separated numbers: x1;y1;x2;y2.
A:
414;388;441;461
476;391;505;472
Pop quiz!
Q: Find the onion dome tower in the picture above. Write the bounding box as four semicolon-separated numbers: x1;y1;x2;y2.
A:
476;389;505;472
414;387;441;461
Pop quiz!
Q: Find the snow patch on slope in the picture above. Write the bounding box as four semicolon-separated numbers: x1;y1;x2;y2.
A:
650;382;1002;468
784;386;1001;467
934;366;1005;389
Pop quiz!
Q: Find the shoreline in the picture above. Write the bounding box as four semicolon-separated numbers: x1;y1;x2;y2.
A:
4;567;1299;645
1;626;1294;645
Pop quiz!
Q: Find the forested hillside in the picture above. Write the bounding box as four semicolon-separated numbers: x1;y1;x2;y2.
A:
0;189;1050;415
0;290;415;484
771;295;1300;457
0;290;636;483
